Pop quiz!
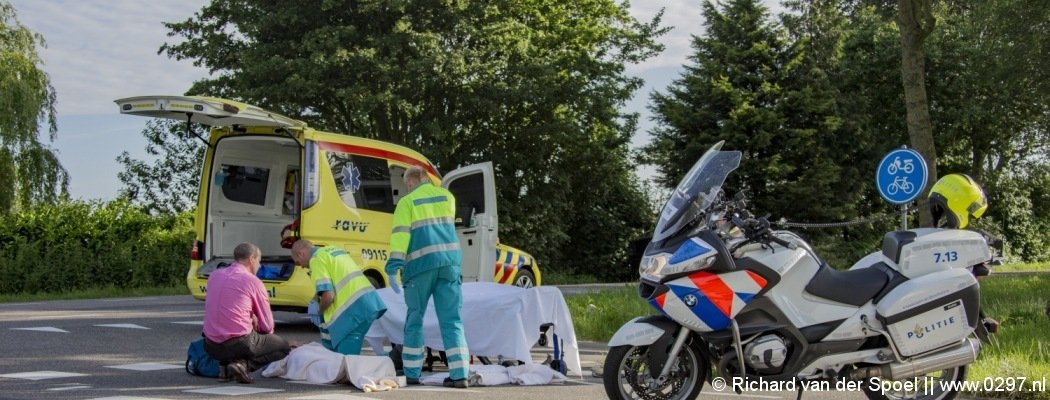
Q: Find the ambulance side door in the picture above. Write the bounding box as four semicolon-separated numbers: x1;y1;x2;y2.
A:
441;162;498;283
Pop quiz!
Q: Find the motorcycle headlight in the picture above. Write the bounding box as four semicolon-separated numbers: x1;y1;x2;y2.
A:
639;238;717;281
639;253;670;279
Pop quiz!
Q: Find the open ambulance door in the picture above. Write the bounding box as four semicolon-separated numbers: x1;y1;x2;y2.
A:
442;162;498;283
115;95;307;261
115;95;307;129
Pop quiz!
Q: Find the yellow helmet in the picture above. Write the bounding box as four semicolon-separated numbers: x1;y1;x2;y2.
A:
928;174;988;229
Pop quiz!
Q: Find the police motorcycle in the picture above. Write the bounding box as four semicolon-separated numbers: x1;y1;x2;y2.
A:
604;142;994;400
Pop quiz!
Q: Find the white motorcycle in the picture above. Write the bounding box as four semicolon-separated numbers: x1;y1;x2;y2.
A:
604;142;995;400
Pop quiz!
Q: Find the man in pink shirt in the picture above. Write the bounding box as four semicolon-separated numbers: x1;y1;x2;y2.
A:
203;243;290;383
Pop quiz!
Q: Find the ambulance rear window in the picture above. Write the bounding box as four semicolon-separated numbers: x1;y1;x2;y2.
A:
219;164;270;206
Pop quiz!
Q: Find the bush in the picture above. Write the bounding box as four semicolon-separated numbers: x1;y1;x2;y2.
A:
0;199;193;295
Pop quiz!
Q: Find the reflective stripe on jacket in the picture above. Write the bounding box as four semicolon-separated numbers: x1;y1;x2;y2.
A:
389;183;462;279
311;247;386;346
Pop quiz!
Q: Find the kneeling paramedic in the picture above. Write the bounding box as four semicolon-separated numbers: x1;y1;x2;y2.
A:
385;165;471;388
291;239;386;355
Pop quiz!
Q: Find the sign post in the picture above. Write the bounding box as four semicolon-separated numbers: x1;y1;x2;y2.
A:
876;147;928;230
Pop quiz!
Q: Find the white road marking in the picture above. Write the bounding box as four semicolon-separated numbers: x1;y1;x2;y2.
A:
9;326;69;333
106;362;183;371
0;371;87;380
184;386;283;395
400;386;482;393
170;321;204;325
89;397;175;400
95;323;150;330
565;379;600;386
47;385;92;391
289;394;376;400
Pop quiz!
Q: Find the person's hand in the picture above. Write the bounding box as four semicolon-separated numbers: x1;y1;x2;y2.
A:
385;259;404;294
307;299;322;327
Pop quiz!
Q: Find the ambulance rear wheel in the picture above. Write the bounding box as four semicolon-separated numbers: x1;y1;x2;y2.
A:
366;274;382;289
513;269;536;288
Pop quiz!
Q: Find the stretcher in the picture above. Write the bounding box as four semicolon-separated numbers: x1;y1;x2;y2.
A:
364;282;583;377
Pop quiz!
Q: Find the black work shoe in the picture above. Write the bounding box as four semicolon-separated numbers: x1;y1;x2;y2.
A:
443;377;469;388
405;377;421;385
217;365;230;382
227;361;253;384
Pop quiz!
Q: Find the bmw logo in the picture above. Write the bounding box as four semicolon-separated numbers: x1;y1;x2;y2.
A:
683;294;698;308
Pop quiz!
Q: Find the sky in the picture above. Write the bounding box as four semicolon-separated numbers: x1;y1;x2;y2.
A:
7;0;782;201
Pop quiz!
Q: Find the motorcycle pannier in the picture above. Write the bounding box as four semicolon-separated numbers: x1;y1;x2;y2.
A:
875;268;979;357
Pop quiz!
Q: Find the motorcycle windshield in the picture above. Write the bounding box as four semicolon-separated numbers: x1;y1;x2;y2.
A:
652;141;742;242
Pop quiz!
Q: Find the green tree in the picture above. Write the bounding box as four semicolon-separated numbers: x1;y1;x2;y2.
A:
160;0;666;278
646;0;857;232
116;119;205;215
923;0;1050;260
0;1;68;214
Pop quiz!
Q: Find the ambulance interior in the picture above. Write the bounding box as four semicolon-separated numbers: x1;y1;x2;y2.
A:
197;135;300;281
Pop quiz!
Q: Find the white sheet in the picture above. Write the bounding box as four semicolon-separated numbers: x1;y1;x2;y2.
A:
261;342;399;391
365;282;582;377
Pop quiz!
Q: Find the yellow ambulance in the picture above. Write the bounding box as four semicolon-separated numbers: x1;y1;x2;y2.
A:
116;95;541;312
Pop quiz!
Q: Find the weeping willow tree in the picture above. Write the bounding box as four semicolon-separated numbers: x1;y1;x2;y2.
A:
0;1;68;213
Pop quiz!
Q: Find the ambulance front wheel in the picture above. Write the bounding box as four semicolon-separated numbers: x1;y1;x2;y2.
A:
513;269;536;288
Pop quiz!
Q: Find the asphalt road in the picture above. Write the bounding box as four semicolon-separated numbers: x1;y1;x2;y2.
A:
0;294;899;400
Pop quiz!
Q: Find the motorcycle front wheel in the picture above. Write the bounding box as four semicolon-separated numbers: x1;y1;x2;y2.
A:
603;341;707;400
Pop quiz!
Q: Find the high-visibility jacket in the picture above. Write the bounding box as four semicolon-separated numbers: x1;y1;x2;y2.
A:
310;246;386;349
388;183;462;280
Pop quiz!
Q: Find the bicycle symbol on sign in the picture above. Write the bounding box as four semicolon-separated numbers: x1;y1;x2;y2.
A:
886;176;915;195
886;157;915;175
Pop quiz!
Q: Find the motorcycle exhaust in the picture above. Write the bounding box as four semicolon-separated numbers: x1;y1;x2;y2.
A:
849;338;980;381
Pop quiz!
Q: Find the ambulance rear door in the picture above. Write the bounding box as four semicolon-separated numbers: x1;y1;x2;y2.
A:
115;95;307;128
441;162;498;283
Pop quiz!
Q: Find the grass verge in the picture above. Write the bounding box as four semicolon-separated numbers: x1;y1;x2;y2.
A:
565;275;1050;399
565;286;654;342
970;274;1050;399
994;262;1050;273
0;285;189;303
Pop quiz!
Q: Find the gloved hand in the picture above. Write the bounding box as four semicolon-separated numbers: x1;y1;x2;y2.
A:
385;259;405;294
307;299;322;327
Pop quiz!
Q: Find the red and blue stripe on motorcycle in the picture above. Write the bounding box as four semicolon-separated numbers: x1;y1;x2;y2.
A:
649;270;767;331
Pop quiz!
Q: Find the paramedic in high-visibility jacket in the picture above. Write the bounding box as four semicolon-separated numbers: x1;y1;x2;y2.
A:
385;165;471;388
291;239;386;355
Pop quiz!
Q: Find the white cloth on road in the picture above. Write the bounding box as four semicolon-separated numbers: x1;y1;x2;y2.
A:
507;363;567;385
261;342;399;390
365;282;583;377
472;364;511;386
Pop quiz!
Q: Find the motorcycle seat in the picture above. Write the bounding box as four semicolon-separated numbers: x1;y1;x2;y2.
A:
804;264;889;307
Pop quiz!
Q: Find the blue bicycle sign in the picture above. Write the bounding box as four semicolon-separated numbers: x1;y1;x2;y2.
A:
877;148;927;205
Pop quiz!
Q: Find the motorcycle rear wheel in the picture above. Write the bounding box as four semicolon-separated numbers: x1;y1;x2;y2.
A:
603;341;706;400
861;365;967;400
